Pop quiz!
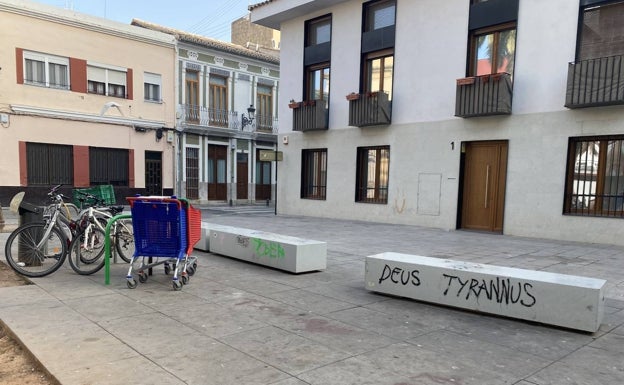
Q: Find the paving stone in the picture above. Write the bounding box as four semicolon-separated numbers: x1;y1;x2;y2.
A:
220;325;350;374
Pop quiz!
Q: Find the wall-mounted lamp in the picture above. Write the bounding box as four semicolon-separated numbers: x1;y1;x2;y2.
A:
155;128;163;141
241;104;256;130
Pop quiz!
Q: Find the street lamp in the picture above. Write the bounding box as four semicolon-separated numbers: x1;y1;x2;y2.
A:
241;104;256;130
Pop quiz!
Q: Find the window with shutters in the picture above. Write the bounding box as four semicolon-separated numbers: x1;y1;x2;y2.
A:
87;65;127;98
23;50;69;89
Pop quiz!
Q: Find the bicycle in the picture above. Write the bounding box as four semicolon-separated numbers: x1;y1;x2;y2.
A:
66;192;134;275
4;185;81;277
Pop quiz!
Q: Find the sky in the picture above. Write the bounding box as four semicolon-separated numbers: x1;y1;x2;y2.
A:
31;0;253;42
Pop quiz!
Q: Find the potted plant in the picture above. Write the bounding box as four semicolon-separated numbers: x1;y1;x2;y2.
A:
346;92;360;101
288;99;301;109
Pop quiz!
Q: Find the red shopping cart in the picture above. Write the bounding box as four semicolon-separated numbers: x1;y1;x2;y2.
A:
126;196;201;290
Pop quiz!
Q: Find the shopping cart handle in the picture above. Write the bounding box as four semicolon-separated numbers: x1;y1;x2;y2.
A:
126;196;182;208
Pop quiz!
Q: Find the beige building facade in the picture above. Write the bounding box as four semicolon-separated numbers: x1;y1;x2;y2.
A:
0;0;177;204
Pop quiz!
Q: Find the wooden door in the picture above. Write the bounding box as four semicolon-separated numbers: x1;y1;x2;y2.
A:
461;141;508;232
207;145;227;201
237;153;248;199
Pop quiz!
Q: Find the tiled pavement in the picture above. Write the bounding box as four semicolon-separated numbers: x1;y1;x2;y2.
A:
0;206;623;385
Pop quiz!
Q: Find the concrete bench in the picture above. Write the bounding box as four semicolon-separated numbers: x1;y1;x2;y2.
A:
204;223;327;273
195;222;222;251
365;252;606;332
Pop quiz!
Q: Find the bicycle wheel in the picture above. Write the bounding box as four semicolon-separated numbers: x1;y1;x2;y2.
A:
4;222;67;277
67;227;106;275
114;219;134;263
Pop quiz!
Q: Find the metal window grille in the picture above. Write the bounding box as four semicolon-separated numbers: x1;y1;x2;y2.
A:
301;149;327;199
355;146;389;203
186;147;199;199
89;147;129;186
565;136;624;217
26;142;73;185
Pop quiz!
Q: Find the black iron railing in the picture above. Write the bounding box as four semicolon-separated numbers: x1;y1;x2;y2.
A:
291;100;328;132
565;54;624;109
455;73;513;118
347;92;392;127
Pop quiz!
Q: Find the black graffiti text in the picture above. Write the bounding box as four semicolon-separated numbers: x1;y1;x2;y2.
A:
442;274;536;307
378;264;421;286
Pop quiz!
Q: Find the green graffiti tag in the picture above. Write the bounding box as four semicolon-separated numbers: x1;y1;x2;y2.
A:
253;238;285;259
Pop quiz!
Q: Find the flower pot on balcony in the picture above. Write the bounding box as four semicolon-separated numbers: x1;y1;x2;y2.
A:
456;77;476;86
288;102;301;109
303;100;316;107
346;93;360;101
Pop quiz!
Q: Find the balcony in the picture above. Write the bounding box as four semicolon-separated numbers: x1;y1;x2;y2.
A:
290;100;328;132
565;55;624;109
347;92;392;127
181;105;277;134
182;105;237;129
455;73;513;118
253;113;279;134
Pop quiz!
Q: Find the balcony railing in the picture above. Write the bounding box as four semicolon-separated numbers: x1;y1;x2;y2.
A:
347;92;392;127
182;105;237;129
455;73;513;118
181;105;277;134
254;113;279;134
290;100;328;132
565;54;624;109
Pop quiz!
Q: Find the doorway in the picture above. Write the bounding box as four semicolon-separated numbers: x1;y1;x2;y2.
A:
460;140;508;232
145;151;162;196
237;152;248;200
207;145;227;201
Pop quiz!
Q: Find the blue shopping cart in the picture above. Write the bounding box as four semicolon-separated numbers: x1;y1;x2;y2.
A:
126;196;200;290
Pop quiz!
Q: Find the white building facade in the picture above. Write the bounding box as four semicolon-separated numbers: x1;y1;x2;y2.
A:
133;20;280;205
251;0;624;246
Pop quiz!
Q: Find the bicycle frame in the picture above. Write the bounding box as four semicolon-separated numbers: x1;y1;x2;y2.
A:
37;196;74;250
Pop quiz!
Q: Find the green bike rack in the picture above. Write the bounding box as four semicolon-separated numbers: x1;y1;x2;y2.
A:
104;213;132;285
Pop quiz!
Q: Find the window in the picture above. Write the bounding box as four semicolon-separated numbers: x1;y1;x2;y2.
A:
364;0;396;32
356;146;389;203
362;0;395;99
306;64;330;102
26;143;73;185
87;65;127;98
304;15;331;104
185;70;199;122
307;15;331;45
364;50;394;99
564;136;624;217
89;147;129;186
23;51;69;89
144;72;161;102
469;22;516;77
578;1;624;61
209;75;228;127
185;147;199;199
301;149;327;200
256;84;273;131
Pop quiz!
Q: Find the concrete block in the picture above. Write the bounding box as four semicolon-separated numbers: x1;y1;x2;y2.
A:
195;223;232;251
365;252;606;332
209;224;326;273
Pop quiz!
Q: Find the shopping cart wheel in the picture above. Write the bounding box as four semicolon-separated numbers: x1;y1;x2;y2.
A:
173;280;183;291
164;264;171;275
187;265;196;276
181;274;189;285
127;279;138;289
138;271;148;283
